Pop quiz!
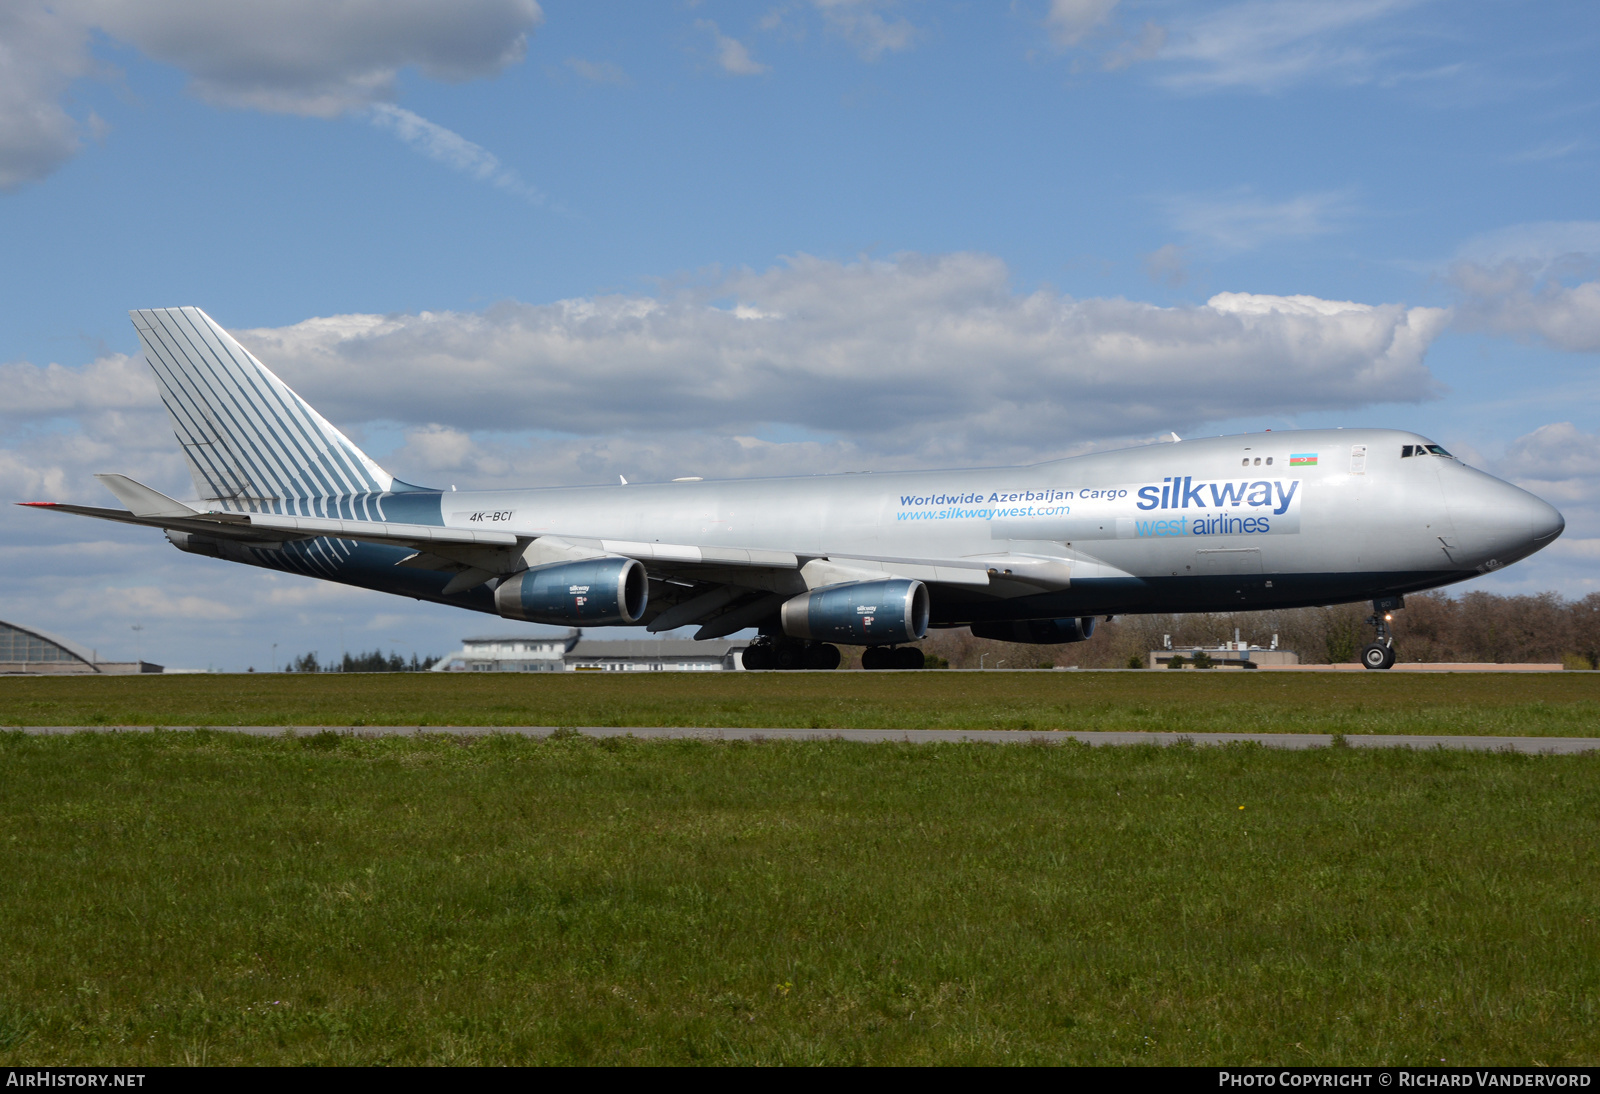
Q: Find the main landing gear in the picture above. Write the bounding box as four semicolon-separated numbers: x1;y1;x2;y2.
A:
1360;596;1403;670
740;639;841;671
861;646;925;670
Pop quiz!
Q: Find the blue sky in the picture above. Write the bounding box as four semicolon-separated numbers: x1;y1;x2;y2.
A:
2;0;1597;669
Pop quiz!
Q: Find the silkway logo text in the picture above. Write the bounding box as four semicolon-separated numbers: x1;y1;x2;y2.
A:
1138;477;1298;515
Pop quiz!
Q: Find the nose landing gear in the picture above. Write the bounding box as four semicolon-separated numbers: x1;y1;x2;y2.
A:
1361;596;1403;670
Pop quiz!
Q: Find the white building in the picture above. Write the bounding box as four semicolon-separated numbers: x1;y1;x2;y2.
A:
1148;632;1300;669
433;632;747;672
0;619;162;675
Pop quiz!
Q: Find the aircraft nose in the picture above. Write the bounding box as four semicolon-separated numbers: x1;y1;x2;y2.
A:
1496;476;1566;544
1446;469;1564;567
1484;479;1561;547
1528;494;1566;544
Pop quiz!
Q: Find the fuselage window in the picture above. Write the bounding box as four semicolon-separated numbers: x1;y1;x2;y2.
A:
1241;458;1250;466
1253;457;1261;466
1265;457;1273;466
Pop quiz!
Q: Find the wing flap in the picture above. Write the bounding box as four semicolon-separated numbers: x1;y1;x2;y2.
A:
243;512;520;547
819;557;992;587
597;539;800;568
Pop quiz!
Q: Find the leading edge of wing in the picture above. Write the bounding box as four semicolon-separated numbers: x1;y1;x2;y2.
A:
20;500;520;551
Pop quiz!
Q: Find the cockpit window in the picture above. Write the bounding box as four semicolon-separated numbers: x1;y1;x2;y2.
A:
1402;443;1454;459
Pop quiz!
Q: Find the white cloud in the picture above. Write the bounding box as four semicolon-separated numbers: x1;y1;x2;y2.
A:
1507;138;1587;164
812;0;918;60
1449;222;1600;353
1102;20;1168;70
366;104;545;205
0;0;543;189
1454;221;1600;268
385;427;884;491
1474;421;1600;595
1156;0;1420;92
0;2;94;190
1;253;1451;508
1164;187;1356;251
564;58;629;86
1144;243;1188;287
698;20;769;76
0;353;156;415
1499;421;1600;488
1045;0;1119;48
220;252;1447;463
62;0;544;116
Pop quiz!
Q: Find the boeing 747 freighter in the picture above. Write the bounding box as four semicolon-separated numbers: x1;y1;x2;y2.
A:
24;308;1565;669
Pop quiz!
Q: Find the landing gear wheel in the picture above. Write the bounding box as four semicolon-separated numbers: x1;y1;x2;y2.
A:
740;644;773;670
892;646;925;670
1361;642;1396;670
861;646;891;670
804;644;841;670
774;642;806;670
1361;597;1403;671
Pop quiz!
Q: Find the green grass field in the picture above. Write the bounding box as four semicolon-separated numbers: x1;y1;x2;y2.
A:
0;730;1596;1065
3;670;1599;736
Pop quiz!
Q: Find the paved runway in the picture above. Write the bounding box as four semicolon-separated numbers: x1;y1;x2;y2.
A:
13;726;1600;754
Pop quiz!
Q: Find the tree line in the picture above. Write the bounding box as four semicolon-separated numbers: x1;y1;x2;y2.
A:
909;590;1600;670
284;650;440;673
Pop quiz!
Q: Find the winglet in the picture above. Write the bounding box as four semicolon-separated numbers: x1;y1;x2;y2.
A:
94;474;198;518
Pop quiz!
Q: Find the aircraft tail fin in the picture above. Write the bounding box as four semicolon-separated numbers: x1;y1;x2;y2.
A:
131;307;397;511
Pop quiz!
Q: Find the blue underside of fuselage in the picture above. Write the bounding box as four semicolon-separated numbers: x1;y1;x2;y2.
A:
931;570;1477;624
219;536;1474;629
224;538;500;615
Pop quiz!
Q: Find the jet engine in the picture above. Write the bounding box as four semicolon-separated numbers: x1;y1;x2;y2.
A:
970;617;1097;644
494;557;648;625
165;529;223;558
780;579;929;646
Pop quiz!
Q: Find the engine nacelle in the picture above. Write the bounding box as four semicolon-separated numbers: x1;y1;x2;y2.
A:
970;617;1097;644
165;529;223;558
780;579;929;646
494;557;647;625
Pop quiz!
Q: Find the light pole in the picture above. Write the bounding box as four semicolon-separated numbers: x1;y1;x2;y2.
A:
272;643;278;673
131;624;144;664
980;653;988;670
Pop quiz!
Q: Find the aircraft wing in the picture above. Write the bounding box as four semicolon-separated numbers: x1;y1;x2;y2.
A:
21;501;523;550
24;475;1094;639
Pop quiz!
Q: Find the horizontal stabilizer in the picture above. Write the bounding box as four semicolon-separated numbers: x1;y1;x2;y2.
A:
18;502;289;543
94;474;196;519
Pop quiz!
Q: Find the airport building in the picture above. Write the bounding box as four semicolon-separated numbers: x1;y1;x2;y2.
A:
1148;634;1300;669
432;633;748;673
0;619;162;675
